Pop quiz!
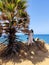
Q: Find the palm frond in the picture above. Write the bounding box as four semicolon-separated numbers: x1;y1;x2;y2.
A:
0;1;3;11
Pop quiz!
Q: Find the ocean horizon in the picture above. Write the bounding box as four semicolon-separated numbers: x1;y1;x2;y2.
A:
0;34;49;44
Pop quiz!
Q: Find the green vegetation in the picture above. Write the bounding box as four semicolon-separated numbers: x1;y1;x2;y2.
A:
0;0;30;57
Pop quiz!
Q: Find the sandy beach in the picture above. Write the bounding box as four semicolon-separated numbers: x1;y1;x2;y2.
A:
0;43;49;65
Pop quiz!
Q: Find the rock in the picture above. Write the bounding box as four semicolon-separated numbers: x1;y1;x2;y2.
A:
35;39;48;52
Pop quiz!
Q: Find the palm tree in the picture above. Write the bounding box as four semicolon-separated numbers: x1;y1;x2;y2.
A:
0;0;30;56
0;23;3;37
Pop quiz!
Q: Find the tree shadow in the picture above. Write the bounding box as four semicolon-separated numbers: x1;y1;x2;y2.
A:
0;42;49;65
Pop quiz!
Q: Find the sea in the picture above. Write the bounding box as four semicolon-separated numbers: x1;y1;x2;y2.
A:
0;34;49;44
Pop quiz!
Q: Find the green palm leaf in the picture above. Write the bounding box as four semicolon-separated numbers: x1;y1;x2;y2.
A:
6;3;15;12
0;0;29;29
0;1;3;11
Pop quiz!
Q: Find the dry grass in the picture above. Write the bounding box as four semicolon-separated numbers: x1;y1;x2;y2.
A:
0;41;49;65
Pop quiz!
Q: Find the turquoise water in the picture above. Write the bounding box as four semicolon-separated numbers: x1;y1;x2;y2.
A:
0;34;49;44
18;34;49;44
34;34;49;44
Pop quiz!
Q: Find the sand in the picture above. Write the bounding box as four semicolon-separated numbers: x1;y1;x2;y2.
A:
0;44;49;65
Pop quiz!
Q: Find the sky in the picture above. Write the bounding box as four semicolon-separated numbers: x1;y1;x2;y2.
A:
27;0;49;34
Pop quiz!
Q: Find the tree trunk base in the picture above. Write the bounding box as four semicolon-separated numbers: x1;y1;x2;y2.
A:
0;41;48;58
0;43;21;58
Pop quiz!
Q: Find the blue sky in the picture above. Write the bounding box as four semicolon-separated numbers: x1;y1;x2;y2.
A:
27;0;49;34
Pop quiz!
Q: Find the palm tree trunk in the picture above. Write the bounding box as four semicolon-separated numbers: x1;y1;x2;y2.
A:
7;27;17;53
